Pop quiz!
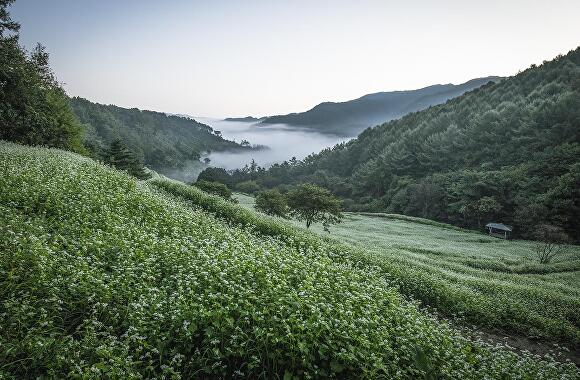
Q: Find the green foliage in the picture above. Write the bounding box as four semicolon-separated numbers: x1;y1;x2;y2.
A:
293;212;580;346
286;184;342;230
255;189;288;218
235;193;580;346
105;139;151;179
0;4;84;153
196;166;232;186
235;180;261;194
232;48;580;240
193;180;233;201
6;143;579;378
70;97;248;178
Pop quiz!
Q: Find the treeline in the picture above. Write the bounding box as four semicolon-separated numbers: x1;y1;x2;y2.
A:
228;48;580;239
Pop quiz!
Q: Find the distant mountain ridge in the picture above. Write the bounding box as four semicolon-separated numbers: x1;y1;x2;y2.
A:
260;76;502;136
224;116;265;122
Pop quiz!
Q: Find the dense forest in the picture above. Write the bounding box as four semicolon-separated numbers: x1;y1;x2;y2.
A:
260;77;501;136
231;48;580;239
70;97;252;175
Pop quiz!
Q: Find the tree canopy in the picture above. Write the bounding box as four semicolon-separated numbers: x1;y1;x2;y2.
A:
286;183;342;230
255;189;288;218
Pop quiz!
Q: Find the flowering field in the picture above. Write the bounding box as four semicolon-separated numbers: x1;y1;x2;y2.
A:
235;194;580;348
1;142;579;378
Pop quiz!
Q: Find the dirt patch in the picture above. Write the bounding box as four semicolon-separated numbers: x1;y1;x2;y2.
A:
459;326;580;366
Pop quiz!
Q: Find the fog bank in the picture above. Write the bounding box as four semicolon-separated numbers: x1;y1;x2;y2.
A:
197;118;348;170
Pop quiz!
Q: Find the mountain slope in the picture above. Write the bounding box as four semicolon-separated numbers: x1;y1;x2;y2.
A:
70;97;248;176
1;141;578;378
231;48;580;238
260;76;501;136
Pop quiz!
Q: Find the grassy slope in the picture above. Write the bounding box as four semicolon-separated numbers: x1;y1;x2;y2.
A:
1;142;579;379
233;194;580;347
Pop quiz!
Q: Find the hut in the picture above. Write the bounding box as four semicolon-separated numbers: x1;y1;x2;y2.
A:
485;223;513;239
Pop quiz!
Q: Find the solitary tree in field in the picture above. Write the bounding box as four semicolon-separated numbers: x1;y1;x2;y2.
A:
286;183;342;231
255;189;288;218
533;224;570;264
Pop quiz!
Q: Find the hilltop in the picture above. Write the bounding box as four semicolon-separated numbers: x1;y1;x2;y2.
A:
260;76;501;136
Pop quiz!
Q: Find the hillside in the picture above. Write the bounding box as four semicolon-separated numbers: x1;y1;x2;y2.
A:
260;77;501;136
70;97;250;177
1;141;579;378
235;193;580;351
233;48;580;239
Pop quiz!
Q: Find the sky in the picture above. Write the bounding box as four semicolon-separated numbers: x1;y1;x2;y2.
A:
10;0;580;118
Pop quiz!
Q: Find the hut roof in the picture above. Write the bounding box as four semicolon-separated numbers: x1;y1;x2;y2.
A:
485;223;513;232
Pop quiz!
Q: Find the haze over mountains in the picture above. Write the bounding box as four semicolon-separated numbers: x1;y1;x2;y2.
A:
259;77;502;136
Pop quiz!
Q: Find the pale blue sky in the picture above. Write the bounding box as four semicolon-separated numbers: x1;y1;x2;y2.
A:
11;0;580;117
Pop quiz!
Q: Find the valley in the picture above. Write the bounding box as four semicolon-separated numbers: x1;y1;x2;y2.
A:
1;1;579;378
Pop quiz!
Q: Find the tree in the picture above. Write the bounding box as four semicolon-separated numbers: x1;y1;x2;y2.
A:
255;189;288;218
406;179;445;219
461;196;502;229
533;224;570;264
0;0;19;38
286;183;342;231
106;139;151;179
196;167;232;187
0;5;85;154
193;180;234;201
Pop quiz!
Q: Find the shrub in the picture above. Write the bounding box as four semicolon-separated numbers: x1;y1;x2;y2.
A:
533;224;570;263
193;180;233;201
235;180;261;194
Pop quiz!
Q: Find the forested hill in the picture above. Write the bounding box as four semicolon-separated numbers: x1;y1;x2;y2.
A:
233;48;580;239
260;76;501;136
70;97;248;173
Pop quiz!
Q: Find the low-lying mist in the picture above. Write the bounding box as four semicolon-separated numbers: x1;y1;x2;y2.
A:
196;118;349;171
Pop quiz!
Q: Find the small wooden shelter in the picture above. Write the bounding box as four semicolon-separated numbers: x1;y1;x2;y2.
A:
485;222;513;239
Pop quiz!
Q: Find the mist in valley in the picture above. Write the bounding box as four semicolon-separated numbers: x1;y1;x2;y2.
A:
196;117;349;171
